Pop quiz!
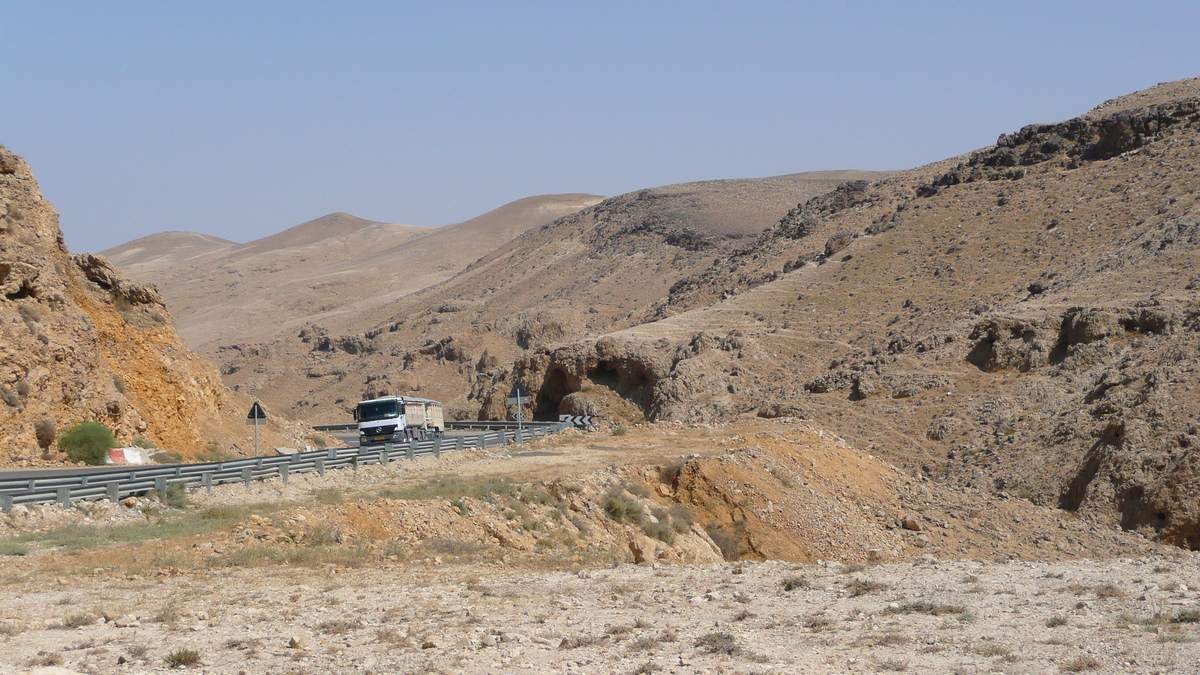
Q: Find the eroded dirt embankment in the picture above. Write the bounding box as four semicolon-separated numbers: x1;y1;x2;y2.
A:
1;421;1156;576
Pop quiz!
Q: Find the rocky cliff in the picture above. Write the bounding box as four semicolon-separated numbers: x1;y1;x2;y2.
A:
0;146;301;462
501;78;1200;549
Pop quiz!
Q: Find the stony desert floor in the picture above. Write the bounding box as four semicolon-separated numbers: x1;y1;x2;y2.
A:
2;555;1200;674
0;422;1194;674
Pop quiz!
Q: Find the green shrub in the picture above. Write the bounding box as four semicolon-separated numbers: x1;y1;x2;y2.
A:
163;647;201;667
195;442;225;463
61;613;94;628
153;450;184;464
705;522;744;560
161;484;187;509
1172;608;1200;623
0;540;28;556
132;437;156;449
612;425;629;437
58;421;116;465
642;518;676;544
668;503;695;532
198;506;246;522
602;489;644;524
312;487;344;505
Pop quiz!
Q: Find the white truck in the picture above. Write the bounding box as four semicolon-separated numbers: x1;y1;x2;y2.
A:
354;396;445;446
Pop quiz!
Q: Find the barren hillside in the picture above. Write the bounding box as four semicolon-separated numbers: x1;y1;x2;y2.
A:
0;147;307;462
508;77;1200;549
104;195;603;350
99;77;1200;552
208;171;886;421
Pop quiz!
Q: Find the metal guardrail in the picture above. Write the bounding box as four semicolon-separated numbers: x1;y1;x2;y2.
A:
0;420;571;510
312;420;556;432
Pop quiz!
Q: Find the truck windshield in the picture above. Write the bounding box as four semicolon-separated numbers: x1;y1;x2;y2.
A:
357;400;400;422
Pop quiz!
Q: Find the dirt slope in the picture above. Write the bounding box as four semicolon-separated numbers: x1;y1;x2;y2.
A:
511;77;1200;549
0;147;306;462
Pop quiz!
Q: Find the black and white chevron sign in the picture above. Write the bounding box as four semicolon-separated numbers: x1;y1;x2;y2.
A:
559;415;594;428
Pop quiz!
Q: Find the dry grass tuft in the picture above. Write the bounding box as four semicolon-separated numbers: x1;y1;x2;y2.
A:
1060;655;1101;672
694;631;741;655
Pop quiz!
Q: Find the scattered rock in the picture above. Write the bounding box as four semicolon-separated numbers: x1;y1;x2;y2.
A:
113;615;139;628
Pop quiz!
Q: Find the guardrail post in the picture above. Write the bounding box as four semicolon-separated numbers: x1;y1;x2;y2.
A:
107;482;119;503
154;476;168;496
328;448;336;461
406;441;415;461
315;457;325;477
279;465;289;485
26;479;34;492
202;472;212;495
0;495;12;511
351;456;359;473
57;487;70;508
382;442;391;465
433;437;442;459
455;437;464;452
242;468;252;489
477;432;487;449
81;475;89;489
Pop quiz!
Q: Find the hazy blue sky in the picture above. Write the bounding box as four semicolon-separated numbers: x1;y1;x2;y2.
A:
3;2;1198;253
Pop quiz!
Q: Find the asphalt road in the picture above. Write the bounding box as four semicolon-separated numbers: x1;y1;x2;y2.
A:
0;430;482;480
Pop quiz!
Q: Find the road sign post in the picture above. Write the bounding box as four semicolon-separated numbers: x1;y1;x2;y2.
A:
507;383;529;435
246;402;267;457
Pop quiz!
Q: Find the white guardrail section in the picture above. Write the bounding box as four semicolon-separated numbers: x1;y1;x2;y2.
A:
0;420;571;510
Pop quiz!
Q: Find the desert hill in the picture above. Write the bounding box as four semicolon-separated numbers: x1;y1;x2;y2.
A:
205;171;886;419
101;77;1200;550
0;146;305;462
104;194;603;350
101;231;237;268
504;77;1200;549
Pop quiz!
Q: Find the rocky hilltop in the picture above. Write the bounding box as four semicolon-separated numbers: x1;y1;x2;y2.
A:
0;146;302;462
506;78;1200;548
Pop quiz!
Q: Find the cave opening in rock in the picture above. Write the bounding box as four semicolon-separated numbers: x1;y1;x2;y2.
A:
5;281;34;301
535;366;573;420
591;361;620;389
586;359;653;414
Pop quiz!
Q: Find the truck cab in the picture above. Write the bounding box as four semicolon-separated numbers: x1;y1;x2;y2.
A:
354;395;445;446
354;396;408;445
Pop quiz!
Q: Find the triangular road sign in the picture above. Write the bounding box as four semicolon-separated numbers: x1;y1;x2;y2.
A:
246;401;267;423
508;383;529;400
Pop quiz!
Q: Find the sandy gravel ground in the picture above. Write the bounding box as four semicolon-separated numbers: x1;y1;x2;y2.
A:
2;554;1199;674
